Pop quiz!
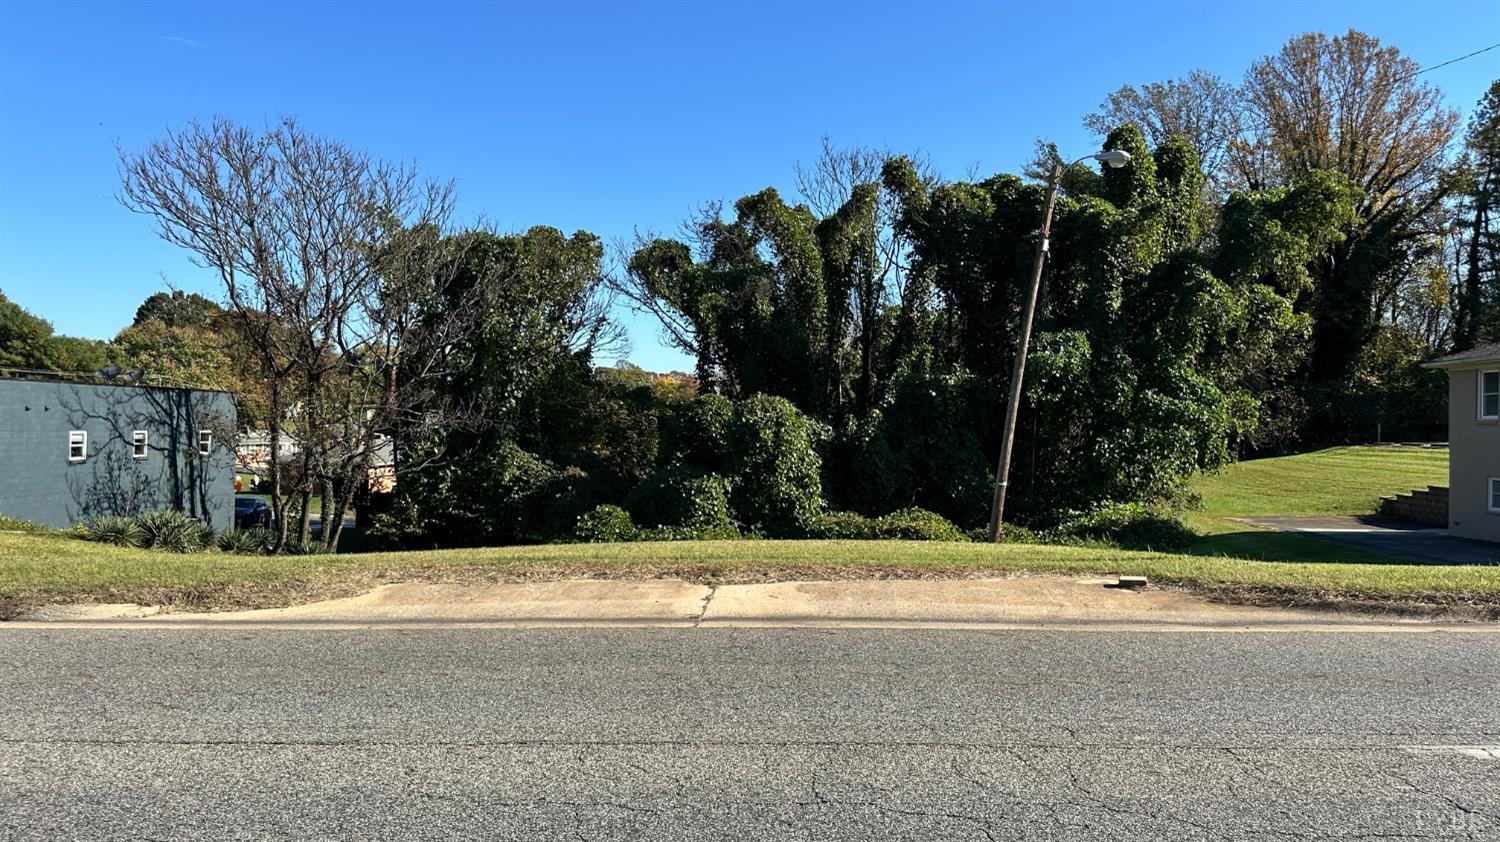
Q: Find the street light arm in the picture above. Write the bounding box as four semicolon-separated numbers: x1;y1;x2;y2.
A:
1067;149;1133;168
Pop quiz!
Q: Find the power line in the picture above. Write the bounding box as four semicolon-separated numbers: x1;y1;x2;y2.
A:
1412;41;1500;79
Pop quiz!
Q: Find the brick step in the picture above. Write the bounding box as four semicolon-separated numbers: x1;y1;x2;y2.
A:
1377;485;1449;528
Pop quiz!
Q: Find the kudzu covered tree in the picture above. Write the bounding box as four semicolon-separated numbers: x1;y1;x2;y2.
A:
875;127;1322;522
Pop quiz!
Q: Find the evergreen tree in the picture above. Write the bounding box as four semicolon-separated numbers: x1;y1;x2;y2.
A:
1454;80;1500;350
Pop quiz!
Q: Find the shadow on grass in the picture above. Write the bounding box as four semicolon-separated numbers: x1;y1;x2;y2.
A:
1183;529;1398;565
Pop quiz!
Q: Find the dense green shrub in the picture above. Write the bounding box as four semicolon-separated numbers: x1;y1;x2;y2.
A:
661;394;734;473
537;466;608;540
573;504;638;543
624;465;735;530
826;373;994;529
807;508;969;541
572;505;745;543
1044;503;1194;550
84;515;144;548
372;440;564;547
727;394;826;537
135;511;206;553
871;507;968;542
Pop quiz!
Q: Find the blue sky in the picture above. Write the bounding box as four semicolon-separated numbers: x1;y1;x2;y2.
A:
2;1;1498;372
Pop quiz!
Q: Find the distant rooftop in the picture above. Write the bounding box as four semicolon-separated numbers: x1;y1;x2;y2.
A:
1423;342;1500;369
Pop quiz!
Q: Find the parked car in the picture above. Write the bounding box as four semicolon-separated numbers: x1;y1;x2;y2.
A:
234;496;273;530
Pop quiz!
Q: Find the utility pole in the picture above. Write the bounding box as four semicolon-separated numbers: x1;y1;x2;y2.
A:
987;148;1131;542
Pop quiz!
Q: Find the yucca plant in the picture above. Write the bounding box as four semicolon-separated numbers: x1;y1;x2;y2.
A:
84;515;144;548
195;522;218;551
135;511;203;553
219;527;273;555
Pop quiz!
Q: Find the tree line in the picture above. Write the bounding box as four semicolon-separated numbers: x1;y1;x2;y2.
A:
2;29;1497;551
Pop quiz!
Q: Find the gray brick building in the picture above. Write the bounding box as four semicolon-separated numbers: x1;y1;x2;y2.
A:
0;377;236;529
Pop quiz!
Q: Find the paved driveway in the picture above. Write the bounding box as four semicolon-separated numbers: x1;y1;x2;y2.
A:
1243;516;1500;565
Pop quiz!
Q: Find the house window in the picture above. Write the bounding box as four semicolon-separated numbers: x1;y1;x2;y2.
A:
198;430;213;456
1491;478;1500;514
68;431;87;462
132;430;149;459
1481;370;1499;420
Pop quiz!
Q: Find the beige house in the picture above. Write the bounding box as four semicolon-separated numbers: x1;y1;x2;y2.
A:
1423;342;1500;543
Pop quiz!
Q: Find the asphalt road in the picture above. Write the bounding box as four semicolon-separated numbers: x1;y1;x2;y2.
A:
2;627;1498;840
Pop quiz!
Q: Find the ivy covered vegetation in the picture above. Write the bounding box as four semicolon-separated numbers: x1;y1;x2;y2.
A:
5;30;1494;553
363;121;1403;547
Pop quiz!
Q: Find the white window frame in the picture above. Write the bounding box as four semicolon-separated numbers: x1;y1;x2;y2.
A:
1480;369;1499;421
1490;478;1500;515
132;430;149;459
67;430;87;462
198;430;213;456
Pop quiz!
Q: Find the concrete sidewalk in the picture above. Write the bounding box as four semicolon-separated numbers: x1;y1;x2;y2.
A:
15;576;1493;632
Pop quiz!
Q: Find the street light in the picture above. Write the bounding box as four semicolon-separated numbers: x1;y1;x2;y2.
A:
986;147;1133;542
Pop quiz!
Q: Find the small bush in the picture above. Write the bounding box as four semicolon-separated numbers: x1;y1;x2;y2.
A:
0;514;48;533
1044;503;1194;551
871;507;969;542
136;511;205;553
636;524;744;542
573;504;637;543
963;523;1038;543
219;527;273;555
807;511;878;540
84;515;144;548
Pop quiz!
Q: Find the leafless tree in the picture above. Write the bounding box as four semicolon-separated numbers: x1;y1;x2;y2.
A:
1084;69;1246;196
793;135;938;310
119;117;467;552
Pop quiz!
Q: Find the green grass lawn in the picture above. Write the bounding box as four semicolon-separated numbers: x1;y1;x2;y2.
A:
1181;445;1450;565
1;444;1485;618
1188;445;1448;518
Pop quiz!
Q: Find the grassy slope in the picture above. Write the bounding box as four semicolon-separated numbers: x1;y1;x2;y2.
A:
1188;446;1448;518
1182;446;1449;564
2;445;1486;616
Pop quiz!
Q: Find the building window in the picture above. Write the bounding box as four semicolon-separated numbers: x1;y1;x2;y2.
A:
198;430;213;456
1481;370;1499;420
68;430;87;462
132;430;149;459
1491;478;1500;514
